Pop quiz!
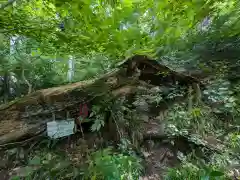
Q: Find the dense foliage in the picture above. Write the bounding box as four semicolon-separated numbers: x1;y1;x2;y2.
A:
1;1;239;94
0;0;240;179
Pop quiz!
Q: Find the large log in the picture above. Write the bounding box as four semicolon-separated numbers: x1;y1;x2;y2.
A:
0;55;204;147
0;68;136;146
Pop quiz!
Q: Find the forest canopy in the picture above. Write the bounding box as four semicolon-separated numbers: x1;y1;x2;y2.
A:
1;0;236;57
0;0;239;93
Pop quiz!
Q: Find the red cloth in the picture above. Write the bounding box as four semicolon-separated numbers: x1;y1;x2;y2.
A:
79;103;89;118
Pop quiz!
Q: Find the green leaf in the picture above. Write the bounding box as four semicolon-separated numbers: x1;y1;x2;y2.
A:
10;176;21;180
209;170;224;177
29;156;41;166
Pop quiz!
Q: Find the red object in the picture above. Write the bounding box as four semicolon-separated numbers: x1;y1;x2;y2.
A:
79;103;89;118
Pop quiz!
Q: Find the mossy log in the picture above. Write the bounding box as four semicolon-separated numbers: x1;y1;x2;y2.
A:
0;55;204;147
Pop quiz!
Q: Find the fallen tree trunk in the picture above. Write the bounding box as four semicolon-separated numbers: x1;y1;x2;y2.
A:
0;68;136;145
0;55;204;147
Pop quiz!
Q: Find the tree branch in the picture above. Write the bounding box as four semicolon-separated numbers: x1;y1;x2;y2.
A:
0;0;18;10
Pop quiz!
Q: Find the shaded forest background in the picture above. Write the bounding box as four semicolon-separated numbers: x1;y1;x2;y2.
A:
0;0;240;179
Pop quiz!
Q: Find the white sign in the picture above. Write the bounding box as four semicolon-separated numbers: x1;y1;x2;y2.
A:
47;119;75;139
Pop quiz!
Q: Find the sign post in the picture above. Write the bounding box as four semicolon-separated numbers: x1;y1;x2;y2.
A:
47;112;75;139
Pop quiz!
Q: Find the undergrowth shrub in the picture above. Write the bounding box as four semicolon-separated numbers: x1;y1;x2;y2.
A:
10;151;83;180
166;152;231;180
166;164;229;180
165;103;220;137
84;148;143;180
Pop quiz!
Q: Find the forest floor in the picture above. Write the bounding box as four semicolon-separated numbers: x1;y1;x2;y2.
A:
0;116;188;180
0;114;239;180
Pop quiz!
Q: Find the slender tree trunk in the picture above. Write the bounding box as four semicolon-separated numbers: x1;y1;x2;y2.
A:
68;55;74;82
22;69;32;94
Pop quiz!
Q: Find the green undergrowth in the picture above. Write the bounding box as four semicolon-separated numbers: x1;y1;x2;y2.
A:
9;79;240;180
10;145;143;180
83;148;143;180
166;164;229;180
163;79;240;180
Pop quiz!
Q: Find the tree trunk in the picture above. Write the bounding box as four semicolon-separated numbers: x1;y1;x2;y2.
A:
0;68;137;146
